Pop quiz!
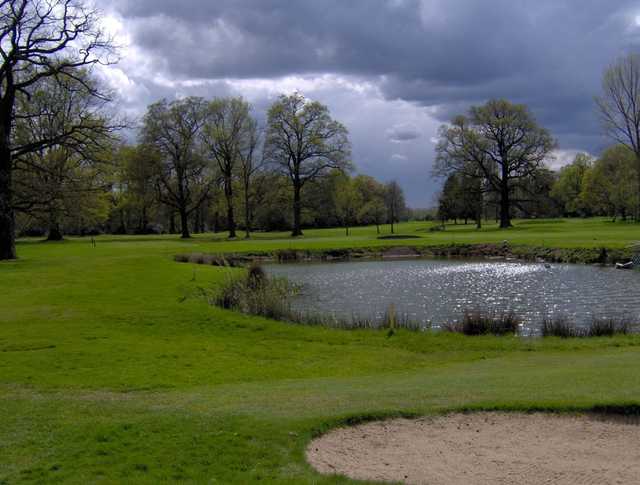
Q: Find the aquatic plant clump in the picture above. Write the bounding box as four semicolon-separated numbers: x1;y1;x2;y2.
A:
542;316;633;338
442;311;520;336
210;265;423;331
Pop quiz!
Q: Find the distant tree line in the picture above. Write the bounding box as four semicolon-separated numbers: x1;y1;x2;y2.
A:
3;0;640;261
14;91;409;241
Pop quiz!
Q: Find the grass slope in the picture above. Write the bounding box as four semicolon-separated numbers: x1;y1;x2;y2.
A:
2;218;640;483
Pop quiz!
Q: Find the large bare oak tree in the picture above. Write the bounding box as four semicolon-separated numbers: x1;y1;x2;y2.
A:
141;97;213;239
435;99;556;228
201;97;256;239
264;93;351;236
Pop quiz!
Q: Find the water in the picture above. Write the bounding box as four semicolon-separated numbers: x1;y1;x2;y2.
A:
265;259;640;333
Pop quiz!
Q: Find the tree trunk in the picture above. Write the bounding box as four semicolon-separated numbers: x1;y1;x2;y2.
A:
499;178;512;229
179;207;190;238
292;179;303;237
141;205;148;232
636;154;640;221
476;192;483;229
244;181;251;239
169;212;176;234
199;205;206;233
213;211;219;234
224;174;236;238
47;207;63;241
192;208;200;234
0;120;16;260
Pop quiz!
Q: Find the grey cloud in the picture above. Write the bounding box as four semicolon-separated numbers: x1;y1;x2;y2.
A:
386;123;421;142
107;0;640;205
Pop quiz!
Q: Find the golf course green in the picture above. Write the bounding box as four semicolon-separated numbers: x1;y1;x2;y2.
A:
2;218;640;483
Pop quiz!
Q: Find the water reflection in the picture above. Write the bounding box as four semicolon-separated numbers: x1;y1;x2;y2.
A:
265;259;640;333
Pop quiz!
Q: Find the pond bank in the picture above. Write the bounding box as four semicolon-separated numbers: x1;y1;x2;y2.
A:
174;242;636;267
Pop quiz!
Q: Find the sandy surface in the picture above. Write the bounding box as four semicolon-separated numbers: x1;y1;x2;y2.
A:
307;413;640;484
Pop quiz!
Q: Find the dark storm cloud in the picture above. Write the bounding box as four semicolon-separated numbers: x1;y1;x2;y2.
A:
108;0;640;205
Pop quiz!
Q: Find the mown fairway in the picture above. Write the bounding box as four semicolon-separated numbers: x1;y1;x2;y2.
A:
2;219;640;483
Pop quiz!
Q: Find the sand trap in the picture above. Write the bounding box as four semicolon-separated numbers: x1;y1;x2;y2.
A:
307;413;640;484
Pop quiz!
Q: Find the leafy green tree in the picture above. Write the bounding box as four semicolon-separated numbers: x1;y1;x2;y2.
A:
117;145;161;233
334;175;363;236
581;146;638;220
435;99;556;228
437;174;462;223
264;93;351;236
0;0;115;259
12;73;118;240
550;153;592;217
353;175;387;233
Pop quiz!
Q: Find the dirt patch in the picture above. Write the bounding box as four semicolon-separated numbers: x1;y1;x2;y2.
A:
307;412;640;484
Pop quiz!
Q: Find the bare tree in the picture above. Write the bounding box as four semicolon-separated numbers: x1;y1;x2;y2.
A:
264;93;351;236
384;180;405;234
141;97;212;239
237;116;263;239
0;0;115;259
596;52;640;220
435;99;556;228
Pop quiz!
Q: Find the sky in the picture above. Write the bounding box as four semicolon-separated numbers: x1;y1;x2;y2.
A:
99;0;640;207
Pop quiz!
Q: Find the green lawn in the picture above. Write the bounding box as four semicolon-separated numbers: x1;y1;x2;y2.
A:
2;218;640;483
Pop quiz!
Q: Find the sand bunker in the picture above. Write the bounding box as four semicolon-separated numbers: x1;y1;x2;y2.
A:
307;412;640;484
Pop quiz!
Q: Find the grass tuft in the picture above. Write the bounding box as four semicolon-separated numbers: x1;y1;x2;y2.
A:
443;311;520;336
542;316;633;338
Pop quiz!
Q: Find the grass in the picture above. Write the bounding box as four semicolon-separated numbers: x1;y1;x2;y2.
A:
1;218;640;483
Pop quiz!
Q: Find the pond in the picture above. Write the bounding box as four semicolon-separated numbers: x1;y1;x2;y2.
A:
265;258;640;333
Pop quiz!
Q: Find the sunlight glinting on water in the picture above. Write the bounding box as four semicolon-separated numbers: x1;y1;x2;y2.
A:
266;259;640;332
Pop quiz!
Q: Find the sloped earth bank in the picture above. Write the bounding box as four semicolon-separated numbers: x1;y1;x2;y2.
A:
307;413;640;485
